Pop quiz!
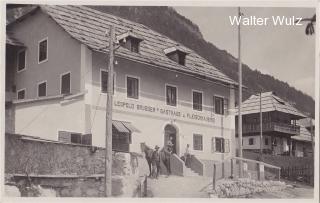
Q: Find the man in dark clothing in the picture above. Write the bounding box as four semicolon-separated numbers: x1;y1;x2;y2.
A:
151;145;161;179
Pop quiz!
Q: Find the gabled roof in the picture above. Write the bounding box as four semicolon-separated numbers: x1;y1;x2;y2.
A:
238;92;306;118
163;45;190;55
8;5;236;86
297;118;314;128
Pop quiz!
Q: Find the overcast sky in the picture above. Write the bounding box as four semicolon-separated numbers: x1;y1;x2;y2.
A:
174;7;315;98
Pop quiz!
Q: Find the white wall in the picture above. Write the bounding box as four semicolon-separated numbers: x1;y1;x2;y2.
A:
85;53;236;161
14;97;85;140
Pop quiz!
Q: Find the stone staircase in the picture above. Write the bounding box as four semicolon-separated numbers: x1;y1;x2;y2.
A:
184;166;200;177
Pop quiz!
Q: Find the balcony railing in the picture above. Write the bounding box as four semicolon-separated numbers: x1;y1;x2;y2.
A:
241;122;300;135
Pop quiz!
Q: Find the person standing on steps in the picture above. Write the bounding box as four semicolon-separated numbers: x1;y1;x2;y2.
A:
151;145;161;179
167;136;174;154
184;144;191;167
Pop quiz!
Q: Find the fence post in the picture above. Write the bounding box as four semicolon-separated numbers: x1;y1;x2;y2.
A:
213;164;216;190
278;168;280;181
258;163;264;181
222;161;225;178
231;159;234;178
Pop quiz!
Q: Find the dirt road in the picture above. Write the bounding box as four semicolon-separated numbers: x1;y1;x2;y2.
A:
147;175;212;198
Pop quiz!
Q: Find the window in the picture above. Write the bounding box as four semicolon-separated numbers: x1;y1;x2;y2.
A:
101;70;115;94
193;134;203;151
38;38;48;63
214;96;224;115
193;91;202;111
130;39;140;53
17;50;26;72
212;137;230;153
38;81;47;97
71;133;82;144
166;85;177;106
178;53;186;65
58;131;92;145
164;47;188;66
127;76;139;99
265;138;269;145
118;33;142;53
249;138;254;145
17;89;25;100
61;72;71;95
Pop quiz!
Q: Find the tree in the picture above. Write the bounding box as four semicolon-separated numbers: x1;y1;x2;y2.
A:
299;14;316;35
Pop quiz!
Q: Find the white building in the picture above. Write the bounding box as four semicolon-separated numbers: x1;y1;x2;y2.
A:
6;5;238;174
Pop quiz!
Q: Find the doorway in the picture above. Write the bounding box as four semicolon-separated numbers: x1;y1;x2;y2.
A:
164;124;178;154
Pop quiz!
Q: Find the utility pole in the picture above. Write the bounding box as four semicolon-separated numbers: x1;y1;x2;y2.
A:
259;92;263;159
237;7;243;178
105;25;115;197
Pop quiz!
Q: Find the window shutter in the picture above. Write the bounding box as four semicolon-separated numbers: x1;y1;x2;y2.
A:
224;139;230;153
224;98;229;115
81;134;92;145
58;131;71;143
211;137;216;153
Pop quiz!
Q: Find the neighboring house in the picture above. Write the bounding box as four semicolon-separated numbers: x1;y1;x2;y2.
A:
291;118;314;157
235;92;306;156
291;125;313;157
5;5;237;169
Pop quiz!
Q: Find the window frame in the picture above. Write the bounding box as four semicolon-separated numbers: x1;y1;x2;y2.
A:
215;137;224;153
192;90;203;111
126;75;140;99
100;69;116;94
37;80;47;97
193;134;203;151
249;137;255;145
17;49;26;73
60;72;71;95
17;88;26;100
165;84;178;107
38;37;48;64
214;95;224;115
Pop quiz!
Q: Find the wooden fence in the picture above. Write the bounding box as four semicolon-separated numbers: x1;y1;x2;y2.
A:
280;165;314;186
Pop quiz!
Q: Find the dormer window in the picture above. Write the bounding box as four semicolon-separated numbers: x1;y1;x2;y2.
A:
117;31;143;53
164;46;189;66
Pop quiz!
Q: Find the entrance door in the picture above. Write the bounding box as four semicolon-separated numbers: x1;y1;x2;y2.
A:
164;124;177;154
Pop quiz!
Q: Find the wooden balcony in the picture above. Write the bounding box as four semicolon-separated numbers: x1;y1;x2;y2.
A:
241;122;300;135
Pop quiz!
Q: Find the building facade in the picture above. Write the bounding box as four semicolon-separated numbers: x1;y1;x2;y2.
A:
6;5;237;169
236;92;307;156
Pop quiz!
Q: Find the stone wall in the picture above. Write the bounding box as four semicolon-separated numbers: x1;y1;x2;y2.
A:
5;134;149;197
209;178;287;198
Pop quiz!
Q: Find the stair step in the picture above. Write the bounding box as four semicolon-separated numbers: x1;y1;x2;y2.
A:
184;167;200;177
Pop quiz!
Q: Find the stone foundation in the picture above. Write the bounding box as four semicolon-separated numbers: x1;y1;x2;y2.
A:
5;134;149;197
